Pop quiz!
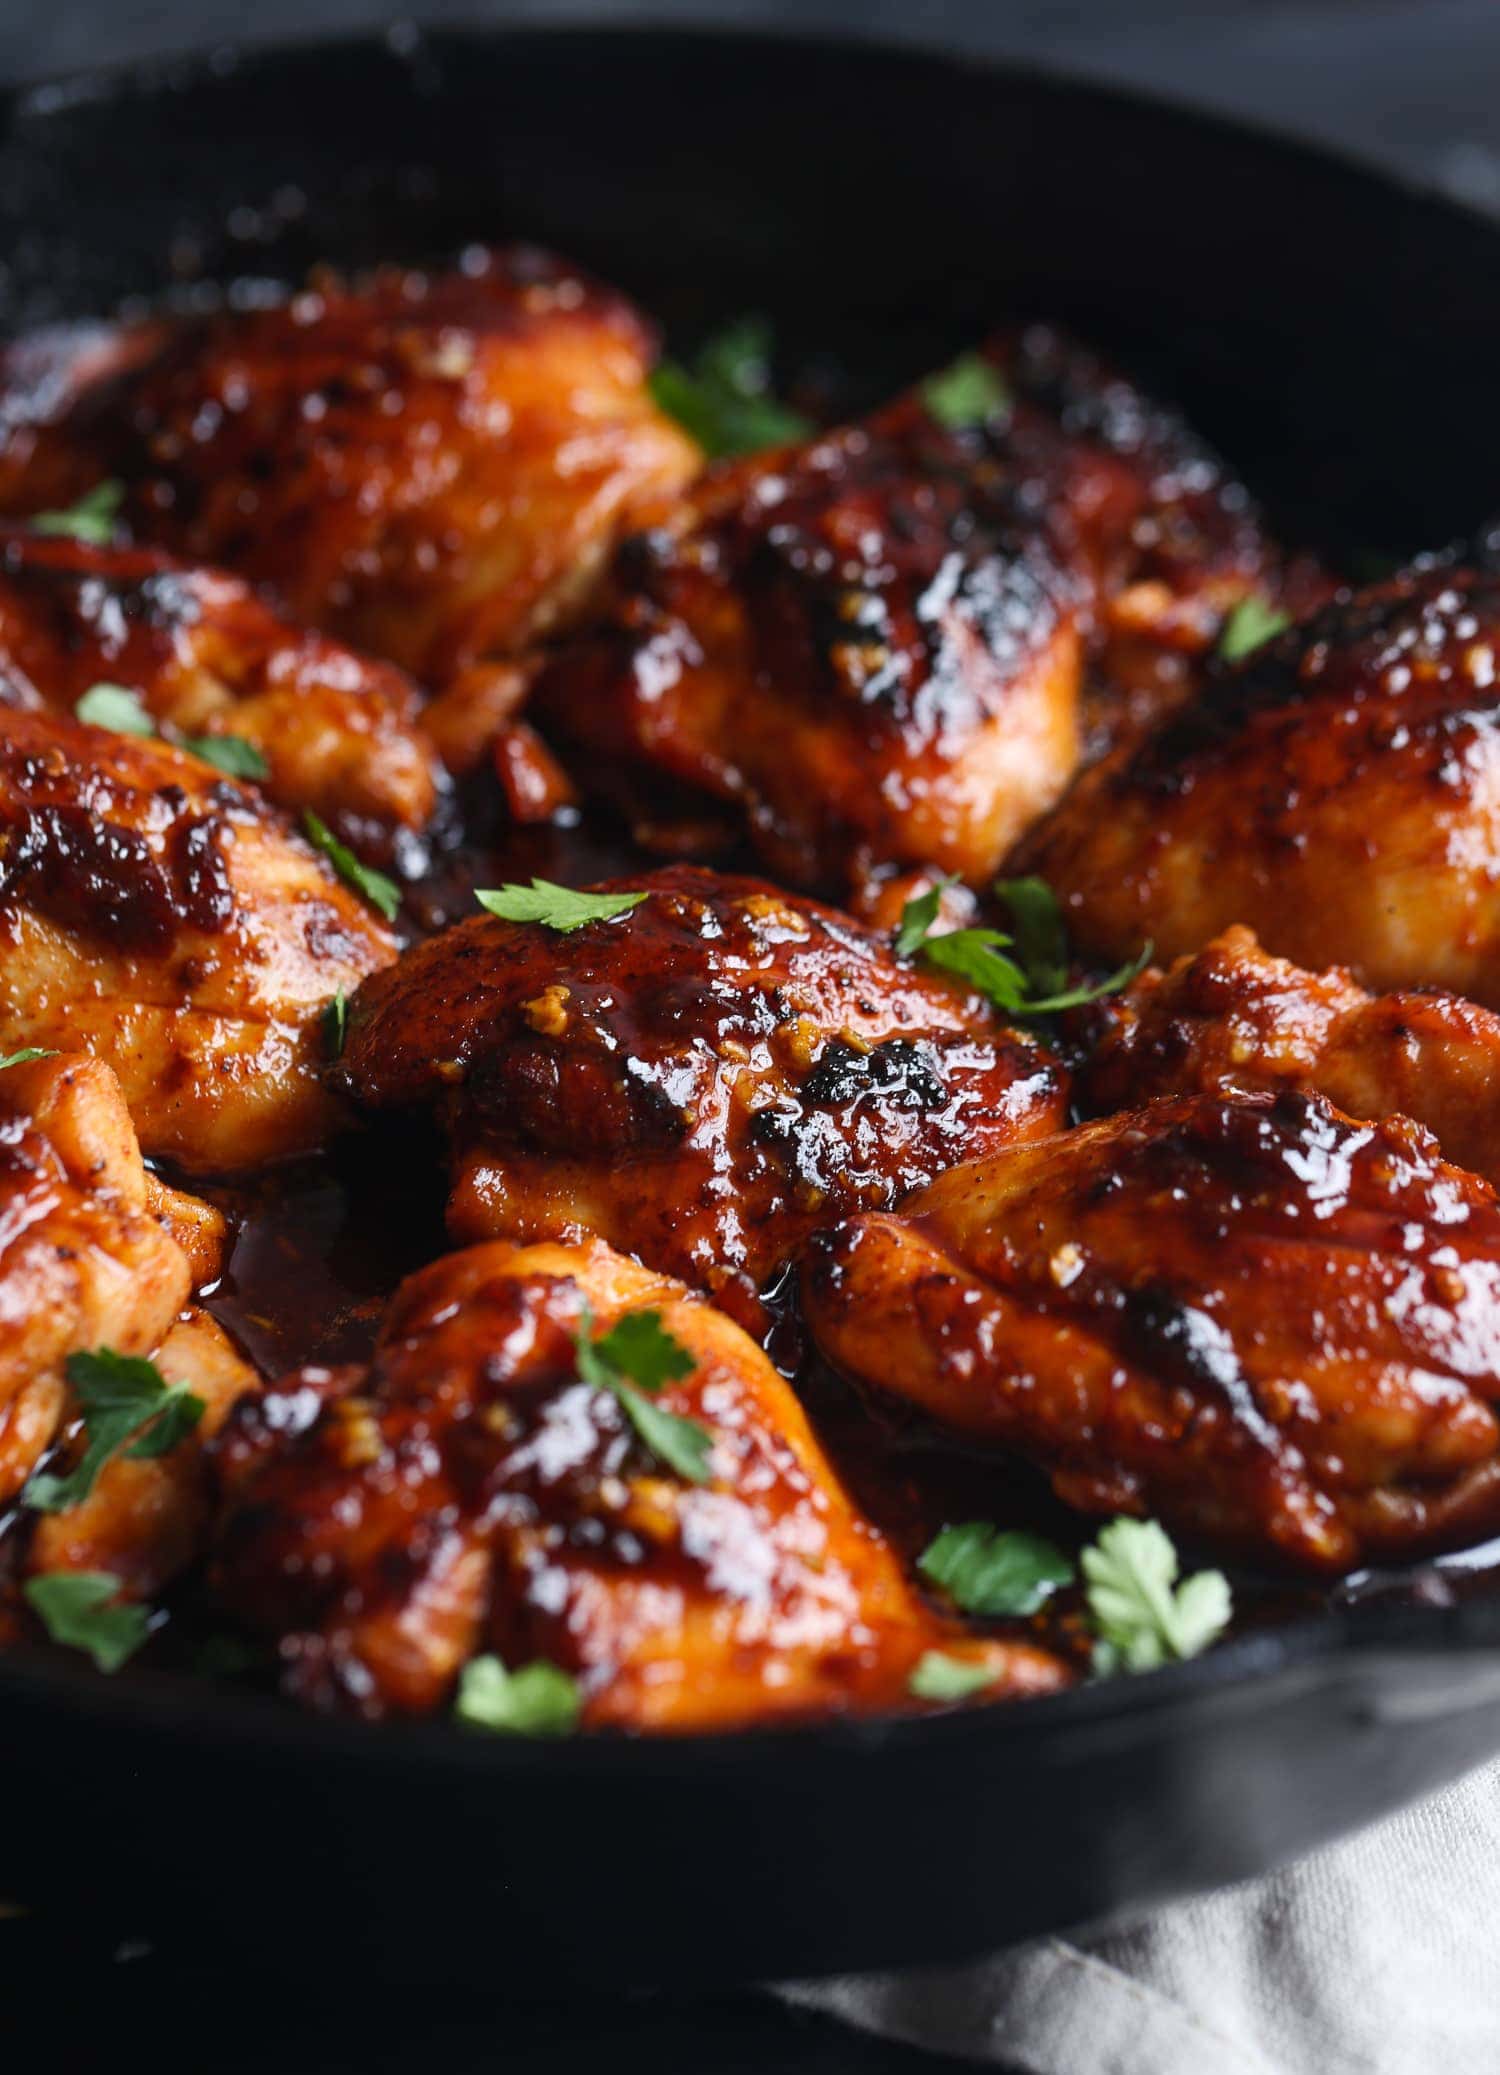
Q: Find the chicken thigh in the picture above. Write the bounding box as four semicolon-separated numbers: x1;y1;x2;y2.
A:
209;1237;1064;1725
0;708;397;1169
530;400;1084;900
1078;926;1500;1188
803;1089;1500;1572
0;248;699;686
0;1050;256;1599
333;865;1068;1295
1016;568;1500;1001
0;529;447;872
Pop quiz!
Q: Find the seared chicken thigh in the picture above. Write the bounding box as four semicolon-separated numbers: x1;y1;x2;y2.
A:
1017;568;1500;1001
0;530;447;871
804;1090;1500;1572
0;248;699;685
210;1237;1064;1725
1079;926;1500;1188
531;402;1084;899
333;865;1067;1294
0;1051;256;1598
0;709;397;1169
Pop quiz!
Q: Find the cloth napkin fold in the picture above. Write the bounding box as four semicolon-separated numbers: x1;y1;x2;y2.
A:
779;1762;1500;2074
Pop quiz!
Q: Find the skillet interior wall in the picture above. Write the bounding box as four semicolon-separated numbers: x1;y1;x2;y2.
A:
0;26;1494;564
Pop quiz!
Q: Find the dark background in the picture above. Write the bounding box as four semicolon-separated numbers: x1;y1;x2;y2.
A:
3;3;1497;2070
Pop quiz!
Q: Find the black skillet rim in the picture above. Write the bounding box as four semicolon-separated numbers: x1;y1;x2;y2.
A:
2;17;1500;1770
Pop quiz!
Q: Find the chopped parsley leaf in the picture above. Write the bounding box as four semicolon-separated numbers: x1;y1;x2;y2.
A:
456;1654;582;1736
918;1522;1076;1618
573;1303;713;1486
25;1348;205;1515
475;879;648;933
23;1570;151;1673
30;480;124;546
302;810;401;923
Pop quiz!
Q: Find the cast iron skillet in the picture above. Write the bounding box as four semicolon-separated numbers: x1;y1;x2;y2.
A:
3;23;1500;1989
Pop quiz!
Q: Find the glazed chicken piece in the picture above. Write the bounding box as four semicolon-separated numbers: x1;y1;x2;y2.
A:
0;708;397;1170
0;1051;257;1599
530;400;1084;901
333;865;1068;1298
978;324;1326;747
1015;568;1500;1003
1078;926;1500;1188
210;1237;1064;1725
0;248;699;688
804;1089;1500;1573
0;529;448;873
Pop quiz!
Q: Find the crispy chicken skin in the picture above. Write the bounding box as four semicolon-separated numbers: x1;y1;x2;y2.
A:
0;709;397;1170
979;324;1323;744
1079;926;1500;1189
1016;568;1500;1000
803;1090;1500;1573
333;865;1068;1294
0;530;447;872
210;1238;1064;1725
530;404;1084;899
0;249;699;686
0;1051;258;1601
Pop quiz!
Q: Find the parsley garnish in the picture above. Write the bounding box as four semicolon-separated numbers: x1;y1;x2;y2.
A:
25;1348;205;1515
30;480;124;546
573;1303;713;1486
475;880;649;934
1081;1517;1232;1673
73;682;269;781
896;875;1150;1016
920;352;1012;430
1218;595;1291;663
907;1651;998;1702
75;682;154;736
649;318;812;459
23;1570;151;1672
918;1522;1076;1618
302;810;401;923
323;989;347;1059
455;1654;582;1736
0;1048;55;1069
179;732;270;781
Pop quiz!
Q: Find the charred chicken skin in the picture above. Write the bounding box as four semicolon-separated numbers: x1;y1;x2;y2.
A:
332;865;1068;1295
804;1090;1500;1572
1079;926;1500;1190
978;324;1324;746
0;1051;256;1598
530;401;1084;900
0;248;699;687
210;1237;1064;1725
1016;568;1500;1001
0;708;397;1170
0;529;447;872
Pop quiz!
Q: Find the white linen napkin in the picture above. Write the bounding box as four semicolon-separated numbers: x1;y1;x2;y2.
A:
779;1762;1500;2073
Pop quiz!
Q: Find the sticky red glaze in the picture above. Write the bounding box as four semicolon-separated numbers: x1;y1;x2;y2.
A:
333;863;1068;1294
1016;567;1500;1003
531;403;1084;900
0;707;397;1169
0;528;447;870
210;1238;1065;1724
805;1089;1500;1571
0;248;699;685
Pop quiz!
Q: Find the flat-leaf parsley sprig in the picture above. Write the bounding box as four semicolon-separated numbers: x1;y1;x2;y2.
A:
572;1304;714;1486
649;319;812;460
24;1348;206;1515
74;680;271;781
895;873;1150;1018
